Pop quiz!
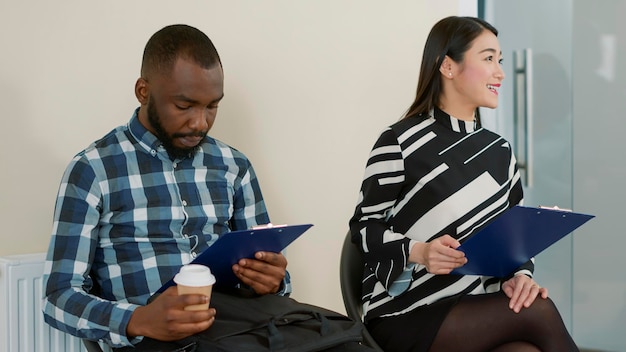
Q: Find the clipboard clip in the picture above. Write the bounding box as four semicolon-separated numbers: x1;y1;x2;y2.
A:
251;223;288;230
538;205;572;212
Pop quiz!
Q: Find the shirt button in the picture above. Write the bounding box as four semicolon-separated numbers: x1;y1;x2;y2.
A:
191;251;197;258
150;149;157;157
182;200;188;206
173;162;178;168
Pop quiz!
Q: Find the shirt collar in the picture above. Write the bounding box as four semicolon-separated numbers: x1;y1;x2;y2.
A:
128;107;164;156
432;107;480;134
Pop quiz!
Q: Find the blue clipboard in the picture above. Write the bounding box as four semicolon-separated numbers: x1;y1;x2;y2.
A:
451;206;594;277
157;224;313;292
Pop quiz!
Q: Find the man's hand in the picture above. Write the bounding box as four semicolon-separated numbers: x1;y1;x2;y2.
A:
126;286;215;341
502;274;549;313
232;251;288;295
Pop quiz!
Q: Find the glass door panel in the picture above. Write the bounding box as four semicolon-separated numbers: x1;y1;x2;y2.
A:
482;0;575;331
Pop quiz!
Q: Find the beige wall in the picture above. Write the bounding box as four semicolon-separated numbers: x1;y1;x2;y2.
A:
0;1;470;312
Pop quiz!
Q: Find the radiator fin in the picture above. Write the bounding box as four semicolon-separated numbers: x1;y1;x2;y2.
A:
0;254;88;352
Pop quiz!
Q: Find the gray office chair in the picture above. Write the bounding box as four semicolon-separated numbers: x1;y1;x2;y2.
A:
83;339;104;352
339;231;384;351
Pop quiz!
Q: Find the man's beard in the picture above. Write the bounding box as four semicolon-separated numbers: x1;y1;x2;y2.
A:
147;98;205;160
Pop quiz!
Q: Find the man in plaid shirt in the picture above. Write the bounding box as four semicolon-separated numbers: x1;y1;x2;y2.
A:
42;24;291;349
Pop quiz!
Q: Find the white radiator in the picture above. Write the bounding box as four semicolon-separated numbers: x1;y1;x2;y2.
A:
0;253;87;352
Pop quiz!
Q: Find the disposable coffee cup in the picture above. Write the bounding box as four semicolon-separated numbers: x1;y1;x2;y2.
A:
174;264;216;311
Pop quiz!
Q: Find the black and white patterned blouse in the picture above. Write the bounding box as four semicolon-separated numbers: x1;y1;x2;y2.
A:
349;107;529;321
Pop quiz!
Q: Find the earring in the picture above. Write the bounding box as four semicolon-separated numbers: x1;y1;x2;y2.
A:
449;72;452;77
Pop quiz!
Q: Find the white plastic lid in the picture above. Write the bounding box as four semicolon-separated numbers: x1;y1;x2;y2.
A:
173;264;216;287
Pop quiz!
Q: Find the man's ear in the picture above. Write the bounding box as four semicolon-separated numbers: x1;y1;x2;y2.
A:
135;77;149;105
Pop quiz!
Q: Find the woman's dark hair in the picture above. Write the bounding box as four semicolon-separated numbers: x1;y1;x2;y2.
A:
141;24;222;80
403;16;498;121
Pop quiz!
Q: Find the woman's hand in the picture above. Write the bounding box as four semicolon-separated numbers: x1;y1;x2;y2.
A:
502;274;549;313
410;235;467;274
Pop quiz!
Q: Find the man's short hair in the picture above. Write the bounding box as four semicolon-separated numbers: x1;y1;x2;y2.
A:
141;24;221;79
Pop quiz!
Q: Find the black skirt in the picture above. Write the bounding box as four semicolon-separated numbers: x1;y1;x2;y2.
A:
365;294;461;352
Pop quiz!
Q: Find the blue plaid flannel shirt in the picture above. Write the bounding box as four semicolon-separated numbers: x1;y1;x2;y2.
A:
42;108;291;347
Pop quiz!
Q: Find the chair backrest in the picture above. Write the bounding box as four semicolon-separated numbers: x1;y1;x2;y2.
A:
83;339;104;352
339;231;383;351
339;231;366;321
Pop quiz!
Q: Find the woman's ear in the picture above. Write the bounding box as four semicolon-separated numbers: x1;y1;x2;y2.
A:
439;55;454;78
135;77;149;105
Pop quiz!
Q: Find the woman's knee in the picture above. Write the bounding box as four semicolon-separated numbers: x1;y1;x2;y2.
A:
519;296;569;332
528;296;560;318
491;341;541;352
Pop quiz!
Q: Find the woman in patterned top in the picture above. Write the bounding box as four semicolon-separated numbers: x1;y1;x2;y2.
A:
349;16;578;352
